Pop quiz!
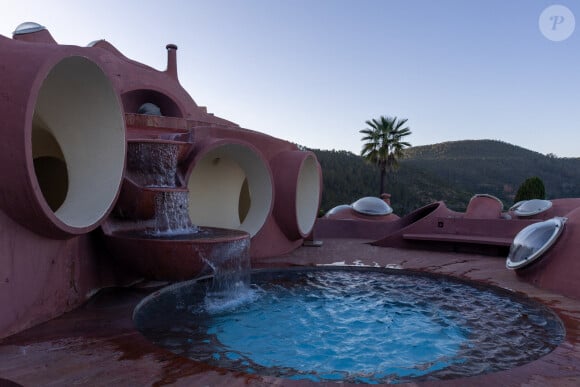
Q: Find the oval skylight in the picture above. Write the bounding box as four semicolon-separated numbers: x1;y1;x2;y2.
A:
506;217;566;270
511;199;553;217
13;22;46;35
324;204;352;217
351;197;393;216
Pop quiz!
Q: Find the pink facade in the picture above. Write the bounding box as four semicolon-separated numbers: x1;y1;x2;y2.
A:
0;25;321;338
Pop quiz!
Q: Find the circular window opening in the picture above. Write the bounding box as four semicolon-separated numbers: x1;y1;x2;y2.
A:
187;144;272;237
32;56;125;229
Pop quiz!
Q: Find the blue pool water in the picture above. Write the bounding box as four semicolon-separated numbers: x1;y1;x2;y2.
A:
135;268;564;384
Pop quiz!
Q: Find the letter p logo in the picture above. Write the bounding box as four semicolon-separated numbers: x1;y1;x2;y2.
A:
540;5;575;41
550;15;566;31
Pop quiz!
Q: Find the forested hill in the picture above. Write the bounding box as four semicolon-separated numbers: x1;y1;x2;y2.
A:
310;139;580;216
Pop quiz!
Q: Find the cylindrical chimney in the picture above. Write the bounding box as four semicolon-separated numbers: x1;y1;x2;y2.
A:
165;43;178;80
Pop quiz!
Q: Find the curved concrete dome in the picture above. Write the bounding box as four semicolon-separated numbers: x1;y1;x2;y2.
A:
352;197;393;216
506;217;566;270
32;57;125;230
187;143;273;237
511;199;553;217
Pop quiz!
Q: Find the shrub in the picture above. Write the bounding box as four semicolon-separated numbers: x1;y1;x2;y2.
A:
514;176;546;202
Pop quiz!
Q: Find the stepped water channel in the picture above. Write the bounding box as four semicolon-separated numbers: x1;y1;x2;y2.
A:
102;116;250;282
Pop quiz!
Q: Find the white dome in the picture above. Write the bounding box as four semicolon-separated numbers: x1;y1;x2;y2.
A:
351;197;393;216
13;22;46;35
324;204;352;217
512;199;552;217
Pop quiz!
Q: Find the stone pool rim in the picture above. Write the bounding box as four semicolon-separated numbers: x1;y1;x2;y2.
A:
2;243;580;386
133;265;566;320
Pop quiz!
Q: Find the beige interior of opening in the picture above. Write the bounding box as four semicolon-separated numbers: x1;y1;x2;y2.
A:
187;144;272;237
296;154;320;235
32;56;125;228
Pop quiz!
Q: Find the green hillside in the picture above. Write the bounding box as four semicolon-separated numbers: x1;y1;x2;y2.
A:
310;139;580;216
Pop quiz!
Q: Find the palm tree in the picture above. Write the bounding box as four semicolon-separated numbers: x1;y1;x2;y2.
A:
360;116;412;196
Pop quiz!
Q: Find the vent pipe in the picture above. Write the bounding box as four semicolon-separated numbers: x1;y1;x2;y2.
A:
165;44;178;80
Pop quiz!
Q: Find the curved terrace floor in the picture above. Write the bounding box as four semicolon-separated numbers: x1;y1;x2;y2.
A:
1;239;579;386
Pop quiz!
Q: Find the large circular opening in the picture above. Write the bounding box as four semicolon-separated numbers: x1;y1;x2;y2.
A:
187;143;272;237
295;154;320;235
32;56;125;229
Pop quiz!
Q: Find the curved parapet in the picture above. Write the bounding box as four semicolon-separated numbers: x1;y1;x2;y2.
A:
104;227;250;281
0;37;125;238
370;202;449;246
186;140;273;237
464;194;504;219
271;151;322;240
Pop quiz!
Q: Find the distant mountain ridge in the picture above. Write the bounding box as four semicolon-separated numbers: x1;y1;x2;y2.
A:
310;139;580;215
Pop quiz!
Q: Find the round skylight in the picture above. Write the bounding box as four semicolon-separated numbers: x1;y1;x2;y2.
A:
351;196;393;216
506;217;566;270
511;199;553;217
13;22;46;35
137;103;162;116
324;204;352;217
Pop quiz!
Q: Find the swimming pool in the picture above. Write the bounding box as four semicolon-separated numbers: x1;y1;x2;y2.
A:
134;267;564;384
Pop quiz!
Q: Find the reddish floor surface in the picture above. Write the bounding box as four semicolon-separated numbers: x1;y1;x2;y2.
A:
1;238;580;386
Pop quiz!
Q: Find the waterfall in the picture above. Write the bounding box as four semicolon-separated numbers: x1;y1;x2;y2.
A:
203;238;255;313
127;142;178;187
150;191;198;236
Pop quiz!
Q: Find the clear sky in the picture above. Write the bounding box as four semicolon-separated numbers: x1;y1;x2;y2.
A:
2;1;579;156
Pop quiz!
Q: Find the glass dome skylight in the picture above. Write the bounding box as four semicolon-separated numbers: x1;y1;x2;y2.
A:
324;204;352;217
351;196;393;216
511;199;553;217
506;217;566;270
13;22;46;35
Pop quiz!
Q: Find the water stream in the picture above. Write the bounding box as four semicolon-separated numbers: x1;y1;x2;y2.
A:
201;240;254;313
127;142;179;187
150;191;198;235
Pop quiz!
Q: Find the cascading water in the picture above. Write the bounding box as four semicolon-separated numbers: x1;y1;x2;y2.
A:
202;238;255;313
127;142;178;187
126;140;198;236
150;191;198;236
104;122;252;282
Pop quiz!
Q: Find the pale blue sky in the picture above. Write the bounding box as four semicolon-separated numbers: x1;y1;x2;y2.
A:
2;1;579;156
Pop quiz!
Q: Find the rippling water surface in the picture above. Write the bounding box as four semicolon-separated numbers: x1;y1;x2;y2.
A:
135;268;564;384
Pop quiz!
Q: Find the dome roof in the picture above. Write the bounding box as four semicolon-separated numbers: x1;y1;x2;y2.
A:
511;199;553;217
13;22;46;35
351;197;393;216
325;204;352;217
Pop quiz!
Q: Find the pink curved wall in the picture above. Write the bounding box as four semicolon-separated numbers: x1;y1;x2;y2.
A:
0;26;322;337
